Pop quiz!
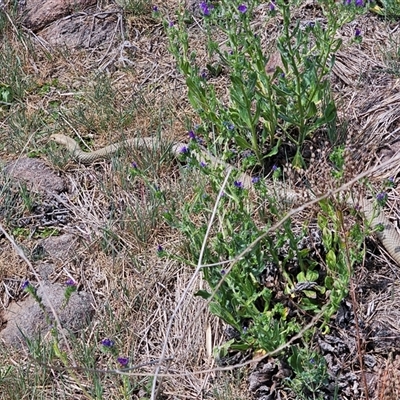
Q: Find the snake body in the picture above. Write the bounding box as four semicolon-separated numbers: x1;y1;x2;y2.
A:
50;134;400;265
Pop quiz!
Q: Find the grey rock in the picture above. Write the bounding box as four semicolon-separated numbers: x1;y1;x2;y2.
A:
0;282;93;347
22;0;97;32
36;262;56;280
40;234;78;260
4;157;66;194
39;10;119;49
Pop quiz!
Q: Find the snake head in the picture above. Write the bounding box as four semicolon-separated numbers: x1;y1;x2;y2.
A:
49;134;66;145
49;134;80;153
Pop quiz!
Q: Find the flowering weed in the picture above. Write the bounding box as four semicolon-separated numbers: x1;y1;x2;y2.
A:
167;0;366;169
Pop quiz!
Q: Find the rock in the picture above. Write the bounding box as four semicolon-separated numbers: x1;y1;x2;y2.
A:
0;282;94;347
4;157;66;194
36;262;56;280
40;234;78;260
39;9;119;48
22;0;97;32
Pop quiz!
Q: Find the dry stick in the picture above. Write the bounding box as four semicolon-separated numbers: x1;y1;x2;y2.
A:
150;170;232;400
150;149;400;395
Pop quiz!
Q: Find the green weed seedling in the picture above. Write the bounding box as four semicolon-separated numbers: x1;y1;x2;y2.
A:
286;345;330;400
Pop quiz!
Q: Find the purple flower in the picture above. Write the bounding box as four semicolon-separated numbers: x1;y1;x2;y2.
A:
197;136;205;145
355;28;361;37
355;0;363;6
200;70;207;79
168;21;174;27
376;192;387;202
65;279;76;286
117;357;129;367
152;5;158;12
238;4;247;13
180;146;189;154
252;177;260;184
388;177;395;184
272;164;278;171
22;280;30;290
188;130;196;140
242;150;252;158
131;162;138;169
101;338;115;348
199;1;214;15
200;161;207;167
224;122;234;130
269;1;275;11
221;269;226;275
234;180;243;189
157;245;163;253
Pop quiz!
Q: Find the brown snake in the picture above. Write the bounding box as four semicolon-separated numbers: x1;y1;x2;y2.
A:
50;133;400;265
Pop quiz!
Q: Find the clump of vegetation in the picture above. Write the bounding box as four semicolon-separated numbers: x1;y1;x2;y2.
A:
167;0;364;168
0;0;399;398
161;0;382;396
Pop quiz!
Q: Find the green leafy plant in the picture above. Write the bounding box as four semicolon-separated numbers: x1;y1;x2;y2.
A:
159;150;362;356
167;0;365;168
286;345;330;400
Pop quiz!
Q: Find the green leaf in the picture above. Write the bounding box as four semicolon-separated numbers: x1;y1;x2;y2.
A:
292;151;305;169
194;289;212;300
234;135;253;151
305;270;318;282
206;63;222;77
297;271;306;282
209;302;241;331
300;298;319;311
304;290;317;299
326;249;336;270
265;138;281;158
213;339;235;359
318;199;333;215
